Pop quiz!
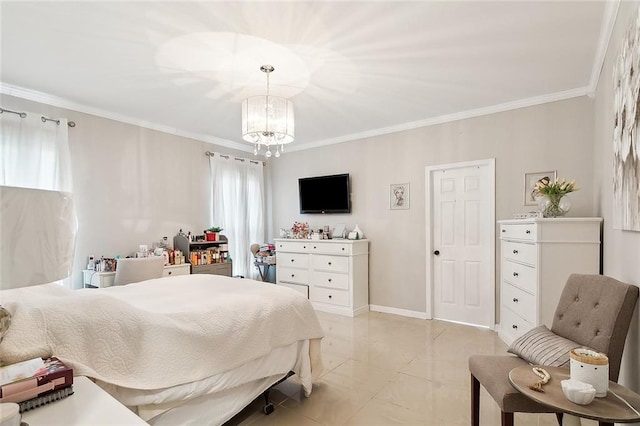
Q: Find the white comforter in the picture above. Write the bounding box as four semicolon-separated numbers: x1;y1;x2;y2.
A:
0;275;324;391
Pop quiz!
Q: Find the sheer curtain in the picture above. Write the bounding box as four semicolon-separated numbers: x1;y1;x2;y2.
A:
209;153;265;279
0;110;76;288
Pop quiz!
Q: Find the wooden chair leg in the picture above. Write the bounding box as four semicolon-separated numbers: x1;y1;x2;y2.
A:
501;411;514;426
555;412;563;425
471;374;480;426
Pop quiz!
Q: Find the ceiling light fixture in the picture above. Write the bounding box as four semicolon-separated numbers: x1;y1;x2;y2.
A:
241;65;294;158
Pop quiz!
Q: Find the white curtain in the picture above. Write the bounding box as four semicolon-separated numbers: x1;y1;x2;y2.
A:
0;110;76;288
1;112;73;192
209;153;265;279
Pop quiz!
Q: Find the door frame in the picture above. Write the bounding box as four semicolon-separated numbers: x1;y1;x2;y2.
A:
424;158;496;327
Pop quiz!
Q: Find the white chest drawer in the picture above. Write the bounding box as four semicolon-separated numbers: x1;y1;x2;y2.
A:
311;270;349;290
278;266;309;284
278;252;309;268
310;286;350;307
309;242;351;255
501;304;534;342
502;260;536;294
163;263;190;277
276;241;312;252
500;224;536;241
311;255;349;273
502;241;537;266
502;282;536;324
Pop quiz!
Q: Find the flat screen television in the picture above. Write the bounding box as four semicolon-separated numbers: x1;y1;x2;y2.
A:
299;173;351;214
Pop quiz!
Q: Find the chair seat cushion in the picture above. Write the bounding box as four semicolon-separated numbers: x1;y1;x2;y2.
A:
469;355;555;413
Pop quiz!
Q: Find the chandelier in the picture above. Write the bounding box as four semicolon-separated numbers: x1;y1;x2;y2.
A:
241;65;295;158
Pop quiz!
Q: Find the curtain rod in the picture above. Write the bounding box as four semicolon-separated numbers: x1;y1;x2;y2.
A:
0;107;76;127
205;151;265;166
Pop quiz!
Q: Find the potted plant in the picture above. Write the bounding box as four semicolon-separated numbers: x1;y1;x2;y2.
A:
204;226;223;241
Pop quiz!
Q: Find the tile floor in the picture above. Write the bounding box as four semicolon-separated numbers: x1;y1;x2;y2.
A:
226;311;597;426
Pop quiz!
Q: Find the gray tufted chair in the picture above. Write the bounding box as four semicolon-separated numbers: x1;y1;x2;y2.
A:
468;274;639;426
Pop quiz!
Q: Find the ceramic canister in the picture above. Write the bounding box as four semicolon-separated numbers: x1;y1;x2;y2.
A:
569;348;609;397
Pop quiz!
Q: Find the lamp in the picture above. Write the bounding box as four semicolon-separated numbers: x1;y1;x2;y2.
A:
241;65;294;158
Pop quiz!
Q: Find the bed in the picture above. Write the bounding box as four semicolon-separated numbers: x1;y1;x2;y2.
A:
0;274;324;425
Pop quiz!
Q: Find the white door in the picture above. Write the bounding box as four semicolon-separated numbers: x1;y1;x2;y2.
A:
426;159;494;328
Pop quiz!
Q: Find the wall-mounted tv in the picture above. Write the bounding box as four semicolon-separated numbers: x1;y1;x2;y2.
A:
299;173;351;214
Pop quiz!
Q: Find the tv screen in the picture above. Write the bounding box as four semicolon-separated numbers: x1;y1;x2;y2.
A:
299;173;351;214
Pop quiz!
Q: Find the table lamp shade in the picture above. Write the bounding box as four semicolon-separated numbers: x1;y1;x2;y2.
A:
0;186;76;289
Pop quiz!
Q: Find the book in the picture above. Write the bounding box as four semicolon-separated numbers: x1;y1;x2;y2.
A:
0;357;73;412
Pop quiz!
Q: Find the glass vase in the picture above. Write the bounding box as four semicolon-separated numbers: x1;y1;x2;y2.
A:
539;194;571;218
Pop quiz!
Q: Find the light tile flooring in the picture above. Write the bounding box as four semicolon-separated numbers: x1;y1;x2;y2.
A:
226;311;597;426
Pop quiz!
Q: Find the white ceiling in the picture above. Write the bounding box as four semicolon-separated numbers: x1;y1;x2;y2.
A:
0;1;613;153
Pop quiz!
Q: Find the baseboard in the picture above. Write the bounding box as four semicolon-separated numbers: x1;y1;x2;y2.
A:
369;304;428;320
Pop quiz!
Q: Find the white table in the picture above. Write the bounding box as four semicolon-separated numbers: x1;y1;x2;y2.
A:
21;376;148;425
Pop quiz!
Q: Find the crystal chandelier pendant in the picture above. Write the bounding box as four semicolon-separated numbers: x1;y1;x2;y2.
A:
275;146;281;158
265;148;272;158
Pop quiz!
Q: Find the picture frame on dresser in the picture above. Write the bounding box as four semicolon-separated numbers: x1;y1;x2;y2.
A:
523;171;556;205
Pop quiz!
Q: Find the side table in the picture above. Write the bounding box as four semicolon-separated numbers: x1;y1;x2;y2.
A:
21;376;148;425
509;365;640;425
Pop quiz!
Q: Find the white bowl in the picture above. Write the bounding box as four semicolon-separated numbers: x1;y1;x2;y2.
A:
561;379;596;405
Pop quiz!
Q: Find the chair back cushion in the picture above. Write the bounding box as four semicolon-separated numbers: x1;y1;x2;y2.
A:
551;274;639;381
113;257;165;286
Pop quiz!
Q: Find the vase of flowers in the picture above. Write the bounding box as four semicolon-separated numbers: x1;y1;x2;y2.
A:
534;177;578;218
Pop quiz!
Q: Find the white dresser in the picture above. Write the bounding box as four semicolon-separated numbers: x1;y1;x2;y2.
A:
274;238;369;317
498;218;602;345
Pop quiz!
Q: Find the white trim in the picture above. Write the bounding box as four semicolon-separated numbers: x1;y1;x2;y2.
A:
287;87;587;152
369;304;428;320
424;158;496;327
0;83;252;153
587;0;621;97
2;81;588;154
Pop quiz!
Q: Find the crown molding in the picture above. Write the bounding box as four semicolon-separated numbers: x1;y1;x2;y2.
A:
0;83;252;153
587;0;620;97
288;86;589;152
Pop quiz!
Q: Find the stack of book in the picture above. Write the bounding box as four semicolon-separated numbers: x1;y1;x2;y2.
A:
0;357;74;412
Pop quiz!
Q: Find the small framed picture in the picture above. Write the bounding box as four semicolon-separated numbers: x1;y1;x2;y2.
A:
524;171;556;205
390;183;410;210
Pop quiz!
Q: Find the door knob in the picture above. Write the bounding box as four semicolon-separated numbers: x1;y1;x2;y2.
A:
434;250;440;256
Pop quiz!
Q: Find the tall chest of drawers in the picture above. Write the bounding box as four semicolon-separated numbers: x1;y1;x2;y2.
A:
274;238;369;317
498;218;602;345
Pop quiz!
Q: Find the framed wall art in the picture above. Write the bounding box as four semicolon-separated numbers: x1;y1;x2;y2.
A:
524;171;556;206
390;183;409;210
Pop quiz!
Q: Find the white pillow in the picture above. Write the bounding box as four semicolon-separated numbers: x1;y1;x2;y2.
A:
508;325;583;367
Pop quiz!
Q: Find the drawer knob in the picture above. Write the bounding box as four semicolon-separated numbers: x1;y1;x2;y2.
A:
168;271;172;275
512;324;518;329
291;274;295;277
501;229;506;233
303;246;306;249
513;272;519;277
328;262;332;265
525;230;531;234
328;278;332;282
342;247;345;250
328;295;332;299
291;259;295;262
512;298;518;303
513;250;518;254
314;246;317;249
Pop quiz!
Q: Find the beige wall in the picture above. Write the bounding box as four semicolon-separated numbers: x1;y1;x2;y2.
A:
594;0;640;395
0;94;252;289
269;96;596;314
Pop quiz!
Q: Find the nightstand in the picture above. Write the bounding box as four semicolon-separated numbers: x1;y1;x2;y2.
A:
21;376;147;425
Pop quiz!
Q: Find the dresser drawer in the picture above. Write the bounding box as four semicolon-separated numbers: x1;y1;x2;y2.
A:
500;224;537;241
502;282;536;324
278;252;309;268
502;241;537;266
311;271;349;290
309;242;351;255
162;264;191;277
311;255;348;273
310;287;350;307
276;241;312;253
279;282;309;298
501;304;534;342
502;260;536;294
278;266;309;285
